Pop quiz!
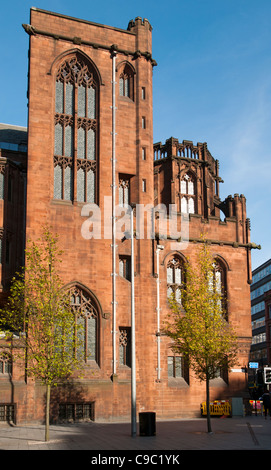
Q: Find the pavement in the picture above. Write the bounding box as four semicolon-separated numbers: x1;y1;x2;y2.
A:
0;415;271;454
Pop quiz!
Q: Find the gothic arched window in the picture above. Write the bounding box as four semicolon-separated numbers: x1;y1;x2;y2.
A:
54;54;98;203
119;327;131;367
167;256;184;304
0;353;12;375
119;63;134;100
211;259;227;316
69;285;99;363
119;176;130;206
180;173;196;214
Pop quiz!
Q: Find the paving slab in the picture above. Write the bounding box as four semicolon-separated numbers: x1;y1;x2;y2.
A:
0;415;270;452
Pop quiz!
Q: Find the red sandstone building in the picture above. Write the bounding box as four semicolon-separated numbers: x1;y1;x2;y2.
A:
0;8;259;424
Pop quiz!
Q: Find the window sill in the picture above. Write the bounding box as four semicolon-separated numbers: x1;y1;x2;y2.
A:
118;96;134;104
0;375;12;381
168;377;189;388
51;199;97;208
118;275;131;283
210;377;228;387
85;359;100;369
51;199;73;206
119;364;131;370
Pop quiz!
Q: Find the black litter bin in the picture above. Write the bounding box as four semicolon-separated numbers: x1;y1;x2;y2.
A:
139;412;156;436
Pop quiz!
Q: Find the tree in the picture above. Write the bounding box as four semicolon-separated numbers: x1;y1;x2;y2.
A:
0;227;83;441
164;242;238;433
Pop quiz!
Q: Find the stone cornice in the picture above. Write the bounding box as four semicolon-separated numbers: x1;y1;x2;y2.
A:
156;234;261;250
22;24;157;67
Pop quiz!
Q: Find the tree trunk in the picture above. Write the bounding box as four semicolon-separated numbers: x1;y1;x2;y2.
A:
45;383;51;442
206;375;212;433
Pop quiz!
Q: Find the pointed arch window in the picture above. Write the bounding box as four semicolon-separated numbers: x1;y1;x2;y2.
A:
54;55;98;203
211;260;227;316
119;327;131;367
69;285;99;363
119;176;130;206
119;63;134;100
167;256;184;304
180;173;196;214
0;353;12;375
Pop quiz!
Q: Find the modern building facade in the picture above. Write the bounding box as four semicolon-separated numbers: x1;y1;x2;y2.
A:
264;288;271;366
0;8;259;424
250;259;271;366
0;124;27;296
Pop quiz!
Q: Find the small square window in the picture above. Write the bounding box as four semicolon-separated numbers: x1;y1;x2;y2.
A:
142;148;146;160
142;179;146;192
119;255;131;281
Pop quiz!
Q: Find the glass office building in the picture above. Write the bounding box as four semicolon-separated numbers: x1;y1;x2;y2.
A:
250;259;271;365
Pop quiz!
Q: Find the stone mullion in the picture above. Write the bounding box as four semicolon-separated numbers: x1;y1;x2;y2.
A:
73;84;78;202
84;160;88;202
62;82;66;159
84;121;88;164
83;120;89;201
94;86;98;205
61;162;65;200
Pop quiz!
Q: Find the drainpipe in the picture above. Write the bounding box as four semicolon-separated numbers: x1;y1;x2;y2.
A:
156;245;164;381
131;207;136;436
111;47;117;378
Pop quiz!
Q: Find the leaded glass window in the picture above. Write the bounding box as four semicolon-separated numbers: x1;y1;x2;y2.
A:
77;167;85;203
64;166;73;201
119;255;131;281
167;256;184;304
119;63;134;100
54;123;63;155
77;163;95;203
180;173;196;214
0;354;12;375
54;55;98;202
119;328;131;367
64;125;73;158
55;81;64;113
119;75;129;98
77;127;85;160
119;177;130;206
87;169;95;203
69;286;98;363
211;260;227;315
168;356;183;378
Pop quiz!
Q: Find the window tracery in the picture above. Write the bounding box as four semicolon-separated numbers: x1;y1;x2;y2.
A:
54;55;98;203
211;260;227;316
119;177;130;206
119;255;131;281
0;353;12;375
167;256;184;304
69;285;98;363
119;328;131;367
180;173;196;214
118;63;134;100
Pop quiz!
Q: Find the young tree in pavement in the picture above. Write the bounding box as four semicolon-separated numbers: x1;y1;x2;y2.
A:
164;241;238;433
0;227;83;441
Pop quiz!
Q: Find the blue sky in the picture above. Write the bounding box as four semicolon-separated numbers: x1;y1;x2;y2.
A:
1;0;271;271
